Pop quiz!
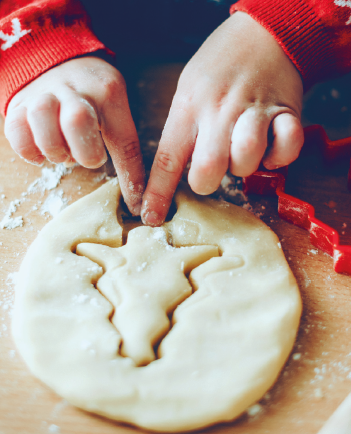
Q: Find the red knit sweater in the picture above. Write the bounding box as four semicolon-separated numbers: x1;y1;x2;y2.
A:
0;0;351;116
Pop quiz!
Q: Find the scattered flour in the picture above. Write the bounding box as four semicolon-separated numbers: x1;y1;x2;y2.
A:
153;227;168;244
314;388;324;399
48;424;60;433
1;214;23;230
90;298;99;307
221;174;232;190
137;262;148;272
0;273;18;320
301;268;311;288
1;164;73;230
221;174;248;202
72;294;89;304
6;272;19;287
80;339;92;350
247;403;263;417
92;172;115;184
51;400;68;419
28;165;73;194
242;203;264;218
0;199;23;229
41;190;68;218
93;172;109;183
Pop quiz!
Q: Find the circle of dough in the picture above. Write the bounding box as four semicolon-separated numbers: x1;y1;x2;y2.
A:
12;180;301;432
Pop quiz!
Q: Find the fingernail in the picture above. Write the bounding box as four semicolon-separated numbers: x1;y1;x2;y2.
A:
47;154;69;164
264;162;278;171
130;201;142;216
99;154;108;166
143;210;162;227
32;155;45;166
64;156;76;168
89;154;108;169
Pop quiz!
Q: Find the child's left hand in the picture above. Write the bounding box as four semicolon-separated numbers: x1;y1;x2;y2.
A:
141;11;304;226
4;56;145;216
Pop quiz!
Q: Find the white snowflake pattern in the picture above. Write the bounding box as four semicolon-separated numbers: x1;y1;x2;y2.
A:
0;18;31;51
334;0;351;25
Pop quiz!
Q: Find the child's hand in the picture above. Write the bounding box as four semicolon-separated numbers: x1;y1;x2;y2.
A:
141;11;304;226
5;56;145;215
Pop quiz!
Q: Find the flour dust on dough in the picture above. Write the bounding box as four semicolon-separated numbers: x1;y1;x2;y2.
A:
12;179;302;432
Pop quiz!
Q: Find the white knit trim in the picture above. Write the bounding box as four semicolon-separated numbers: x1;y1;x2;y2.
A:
0;18;32;51
334;0;351;25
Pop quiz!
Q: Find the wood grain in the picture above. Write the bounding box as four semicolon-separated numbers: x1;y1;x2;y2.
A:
1;63;351;434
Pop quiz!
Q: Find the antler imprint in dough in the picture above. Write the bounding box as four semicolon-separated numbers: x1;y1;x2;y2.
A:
76;225;219;366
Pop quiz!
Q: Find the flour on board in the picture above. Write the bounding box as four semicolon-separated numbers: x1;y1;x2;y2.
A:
1;164;73;230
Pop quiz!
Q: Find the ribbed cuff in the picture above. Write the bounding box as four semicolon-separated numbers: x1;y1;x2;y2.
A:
0;22;110;116
230;0;336;90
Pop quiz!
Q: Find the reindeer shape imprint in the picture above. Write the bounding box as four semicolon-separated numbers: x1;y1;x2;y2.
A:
77;226;218;366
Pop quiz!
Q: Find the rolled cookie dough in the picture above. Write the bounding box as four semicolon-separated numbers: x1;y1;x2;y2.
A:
12;180;301;432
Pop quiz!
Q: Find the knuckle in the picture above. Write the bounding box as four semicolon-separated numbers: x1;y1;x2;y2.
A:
171;92;194;112
28;94;57;117
177;65;194;90
124;179;144;199
155;151;182;175
64;104;95;130
120;140;141;162
213;91;230;113
147;187;169;204
101;73;126;100
4;114;26;138
4;105;28;136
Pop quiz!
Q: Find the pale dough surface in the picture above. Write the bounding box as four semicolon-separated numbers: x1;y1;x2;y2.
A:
12;180;302;432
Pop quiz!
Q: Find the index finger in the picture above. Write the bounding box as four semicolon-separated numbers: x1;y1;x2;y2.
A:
141;109;197;226
100;86;145;216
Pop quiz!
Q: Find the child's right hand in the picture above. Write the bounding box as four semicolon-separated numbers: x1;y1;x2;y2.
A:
4;56;145;216
141;12;304;226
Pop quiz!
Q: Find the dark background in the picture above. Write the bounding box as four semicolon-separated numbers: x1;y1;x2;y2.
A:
81;0;351;142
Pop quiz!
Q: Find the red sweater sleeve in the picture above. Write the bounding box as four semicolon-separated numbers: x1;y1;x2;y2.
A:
0;0;109;116
231;0;351;90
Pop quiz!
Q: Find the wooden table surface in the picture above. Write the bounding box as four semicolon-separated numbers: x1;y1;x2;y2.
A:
1;63;351;434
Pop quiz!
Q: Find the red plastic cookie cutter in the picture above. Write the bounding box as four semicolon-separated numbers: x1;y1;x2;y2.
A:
242;125;351;275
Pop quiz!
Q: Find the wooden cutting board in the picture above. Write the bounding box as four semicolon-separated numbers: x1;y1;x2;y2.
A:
1;62;351;434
